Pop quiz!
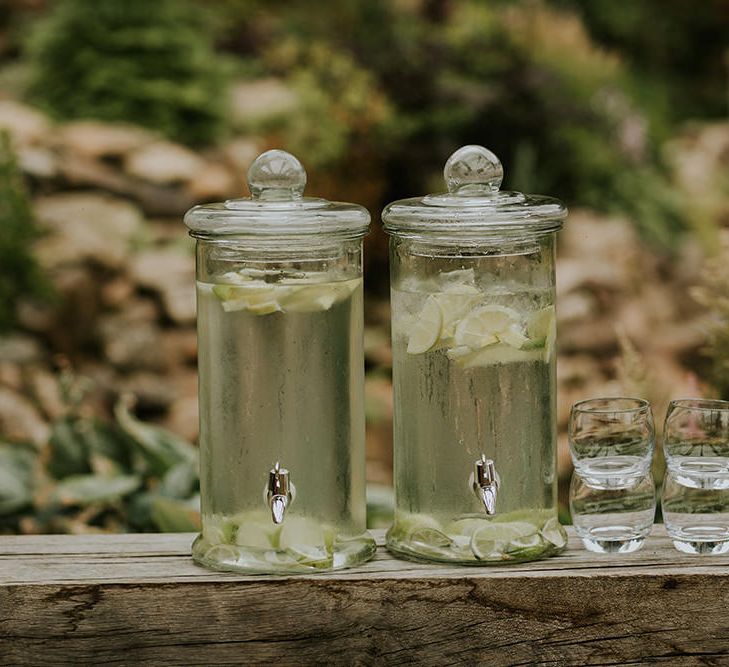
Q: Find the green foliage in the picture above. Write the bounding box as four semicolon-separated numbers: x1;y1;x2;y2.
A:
0;132;50;331
693;234;729;400
0;371;200;535
26;0;228;145
214;0;709;249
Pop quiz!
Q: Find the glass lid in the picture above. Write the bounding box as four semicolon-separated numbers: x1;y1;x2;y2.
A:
184;149;370;238
382;145;566;237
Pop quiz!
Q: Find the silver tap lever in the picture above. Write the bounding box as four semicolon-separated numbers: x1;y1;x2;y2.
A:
474;455;499;515
267;462;292;524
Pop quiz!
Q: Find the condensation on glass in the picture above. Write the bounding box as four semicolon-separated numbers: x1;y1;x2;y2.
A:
382;145;568;564
184;149;375;573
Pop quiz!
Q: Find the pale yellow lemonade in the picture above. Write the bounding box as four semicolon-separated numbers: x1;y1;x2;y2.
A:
192;268;375;573
388;267;567;563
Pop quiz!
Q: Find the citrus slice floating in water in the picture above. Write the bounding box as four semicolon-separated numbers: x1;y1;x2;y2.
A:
470;521;537;560
540;517;567;548
454;304;520;349
407;296;443;354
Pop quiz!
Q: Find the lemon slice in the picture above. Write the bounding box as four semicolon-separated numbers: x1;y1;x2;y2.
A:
540;517;567;548
470;521;537;560
454;305;520;349
213;282;281;313
407;296;443;354
435;293;480;339
281;285;338;312
497;323;529;349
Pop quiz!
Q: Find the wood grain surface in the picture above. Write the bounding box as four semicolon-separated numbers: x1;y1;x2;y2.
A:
1;527;728;666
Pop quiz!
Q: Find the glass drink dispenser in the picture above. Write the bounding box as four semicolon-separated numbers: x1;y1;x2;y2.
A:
185;149;376;573
383;145;568;564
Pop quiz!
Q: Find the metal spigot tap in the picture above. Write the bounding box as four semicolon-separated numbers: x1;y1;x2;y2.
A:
474;454;499;515
267;462;292;524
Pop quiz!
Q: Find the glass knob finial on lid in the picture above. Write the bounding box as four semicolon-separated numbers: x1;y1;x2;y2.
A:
247;149;307;201
444;144;503;196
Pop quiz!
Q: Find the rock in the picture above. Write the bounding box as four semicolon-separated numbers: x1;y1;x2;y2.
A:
161;371;199;442
34;193;144;270
159;329;197;367
100;277;135;309
0;362;23;391
163;394;199;443
0;386;50;446
124;141;206;185
17;145;57;178
229;78;298;125
0;335;43;364
98;314;165;372
121;372;177;413
27;367;66;421
129;250;196;324
40;266;101;353
558;291;597;324
559;317;619;355
188;162;237;201
58;152;196;216
0;100;50;146
364;326;392;368
222;137;260;174
57;121;156;159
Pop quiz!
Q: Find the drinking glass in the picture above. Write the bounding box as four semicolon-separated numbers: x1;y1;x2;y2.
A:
569;397;655;483
568;397;656;552
570;469;655;553
662;398;729;554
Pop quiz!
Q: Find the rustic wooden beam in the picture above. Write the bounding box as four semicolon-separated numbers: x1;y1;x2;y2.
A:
1;527;728;665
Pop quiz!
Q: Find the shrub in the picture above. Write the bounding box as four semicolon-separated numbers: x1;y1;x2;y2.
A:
0;132;49;331
26;0;228;146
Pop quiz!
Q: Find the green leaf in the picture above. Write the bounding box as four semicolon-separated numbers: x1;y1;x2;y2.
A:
51;473;141;506
47;418;91;479
0;443;35;515
158;462;199;499
151;496;200;532
114;399;196;476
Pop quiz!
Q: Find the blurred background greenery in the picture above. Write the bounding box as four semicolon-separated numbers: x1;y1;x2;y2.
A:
0;0;727;534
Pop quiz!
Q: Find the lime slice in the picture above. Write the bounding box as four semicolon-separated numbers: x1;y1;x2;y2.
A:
497;323;529;349
543;315;557;362
526;306;555;339
234;521;273;549
203;543;240;564
447;517;489;537
470;521;537;560
454;305;520;349
504;533;545;560
522;336;546;350
409;527;453;549
407;296;443;354
540;517;567;549
279;517;331;565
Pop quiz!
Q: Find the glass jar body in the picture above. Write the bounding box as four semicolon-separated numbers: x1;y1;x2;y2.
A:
192;235;375;573
386;233;567;563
